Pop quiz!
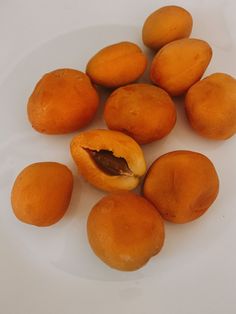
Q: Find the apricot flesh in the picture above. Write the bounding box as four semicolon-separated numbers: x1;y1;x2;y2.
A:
70;129;146;192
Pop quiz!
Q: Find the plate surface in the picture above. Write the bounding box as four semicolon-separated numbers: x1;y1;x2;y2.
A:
1;4;236;314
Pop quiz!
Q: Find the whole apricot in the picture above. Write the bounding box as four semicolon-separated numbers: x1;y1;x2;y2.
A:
87;191;165;271
27;68;99;134
104;83;176;144
143;151;219;224
86;42;147;88
185;73;236;140
142;5;193;50
11;162;73;226
150;38;212;96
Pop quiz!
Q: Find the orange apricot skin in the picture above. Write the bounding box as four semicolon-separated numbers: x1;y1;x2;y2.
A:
27;68;99;134
86;42;147;88
143;151;219;224
87;191;165;271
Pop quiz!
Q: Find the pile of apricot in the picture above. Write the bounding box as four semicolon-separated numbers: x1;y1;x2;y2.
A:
11;5;235;271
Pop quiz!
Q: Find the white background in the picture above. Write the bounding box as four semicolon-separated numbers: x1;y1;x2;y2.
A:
1;1;236;313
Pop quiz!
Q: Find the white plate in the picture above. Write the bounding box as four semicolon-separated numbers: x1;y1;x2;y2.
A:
1;12;236;314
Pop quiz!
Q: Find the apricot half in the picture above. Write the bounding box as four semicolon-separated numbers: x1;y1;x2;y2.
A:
70;129;146;192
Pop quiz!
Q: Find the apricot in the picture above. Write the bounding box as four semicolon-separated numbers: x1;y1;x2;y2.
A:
185;73;236;140
86;42;147;88
142;5;193;50
150;38;212;96
70;129;146;192
11;162;73;226
104;83;176;144
143;151;219;224
27;68;99;134
87;191;165;271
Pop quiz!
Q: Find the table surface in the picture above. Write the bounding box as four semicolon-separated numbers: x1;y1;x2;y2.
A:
1;1;236;314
